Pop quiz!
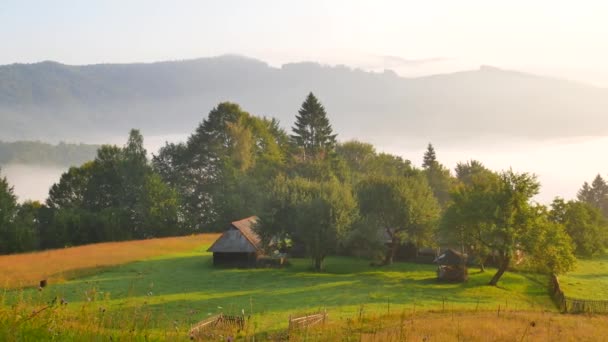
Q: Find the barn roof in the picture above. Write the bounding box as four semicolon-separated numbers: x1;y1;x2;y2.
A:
434;249;467;265
207;216;262;253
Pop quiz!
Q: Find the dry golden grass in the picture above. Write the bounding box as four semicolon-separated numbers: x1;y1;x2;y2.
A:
0;234;219;289
288;310;608;342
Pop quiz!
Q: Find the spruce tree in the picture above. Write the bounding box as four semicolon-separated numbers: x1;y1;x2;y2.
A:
422;143;437;169
421;143;453;208
291;92;337;158
578;174;608;217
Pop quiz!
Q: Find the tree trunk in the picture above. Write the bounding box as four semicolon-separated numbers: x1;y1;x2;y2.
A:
314;256;323;272
384;242;398;265
488;255;510;286
479;261;485;273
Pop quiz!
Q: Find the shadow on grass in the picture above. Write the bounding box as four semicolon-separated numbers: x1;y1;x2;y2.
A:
7;252;555;331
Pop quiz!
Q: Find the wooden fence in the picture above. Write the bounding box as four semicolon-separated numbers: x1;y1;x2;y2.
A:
189;313;246;339
288;310;327;331
550;274;608;314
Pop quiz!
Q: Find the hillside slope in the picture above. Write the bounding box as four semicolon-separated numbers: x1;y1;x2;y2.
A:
1;56;607;143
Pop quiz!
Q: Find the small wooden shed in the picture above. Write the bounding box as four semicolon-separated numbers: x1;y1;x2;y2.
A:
207;216;262;267
435;249;468;282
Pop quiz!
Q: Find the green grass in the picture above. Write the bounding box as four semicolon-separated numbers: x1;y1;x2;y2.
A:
560;255;608;299
5;244;555;336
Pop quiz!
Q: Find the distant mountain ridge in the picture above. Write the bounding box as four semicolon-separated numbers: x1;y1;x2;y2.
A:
1;55;607;144
0;140;99;167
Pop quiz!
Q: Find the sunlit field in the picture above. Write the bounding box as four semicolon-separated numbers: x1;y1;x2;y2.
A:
0;234;219;289
288;310;608;341
560;255;608;299
0;235;559;340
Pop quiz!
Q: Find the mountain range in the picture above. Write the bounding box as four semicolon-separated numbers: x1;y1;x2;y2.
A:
1;55;607;145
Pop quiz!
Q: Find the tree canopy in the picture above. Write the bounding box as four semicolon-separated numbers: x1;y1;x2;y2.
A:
356;174;440;264
578;174;608;218
257;175;357;271
444;170;575;285
291;92;337;160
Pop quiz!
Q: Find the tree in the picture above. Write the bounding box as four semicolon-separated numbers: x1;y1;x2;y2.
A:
12;201;42;252
139;173;180;237
455;160;490;186
422;143;437;169
47;163;93;209
336;141;416;184
444;160;495;271
257;175;357;271
291;92;337;159
153;103;288;231
356;175;440;264
0;168;18;253
421;144;454;209
550;198;607;257
523;206;576;275
0;170;41;254
577;174;608;218
45;130;180;245
446;170;574;285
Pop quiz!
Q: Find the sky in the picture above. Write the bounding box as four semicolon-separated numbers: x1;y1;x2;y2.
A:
2;1;608;203
2;0;608;86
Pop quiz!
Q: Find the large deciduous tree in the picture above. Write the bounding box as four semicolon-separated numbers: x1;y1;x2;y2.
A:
257;175;357;271
444;160;494;271
153;102;288;231
549;198;607;257
356;175;440;264
446;170;575;285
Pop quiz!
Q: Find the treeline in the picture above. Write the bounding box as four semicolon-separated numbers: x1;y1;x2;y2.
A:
1;93;607;286
0;131;178;252
0;140;99;166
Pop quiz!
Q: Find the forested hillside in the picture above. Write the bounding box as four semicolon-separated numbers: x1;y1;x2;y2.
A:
1;56;607;142
0;141;98;166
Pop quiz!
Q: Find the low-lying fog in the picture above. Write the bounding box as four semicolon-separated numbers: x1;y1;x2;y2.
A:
3;134;608;206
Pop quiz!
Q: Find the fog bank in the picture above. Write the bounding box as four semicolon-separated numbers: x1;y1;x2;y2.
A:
3;135;607;205
2;164;64;203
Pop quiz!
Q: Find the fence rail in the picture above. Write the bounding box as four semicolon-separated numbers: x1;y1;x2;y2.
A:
189;313;246;339
288;310;327;331
550;274;608;314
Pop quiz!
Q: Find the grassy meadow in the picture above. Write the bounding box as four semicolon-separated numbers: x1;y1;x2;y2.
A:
559;254;608;299
1;234;561;340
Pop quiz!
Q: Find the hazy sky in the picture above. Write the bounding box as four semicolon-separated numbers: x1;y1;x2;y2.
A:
2;0;608;86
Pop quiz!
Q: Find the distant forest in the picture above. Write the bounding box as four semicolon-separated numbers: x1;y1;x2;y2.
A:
0;141;98;166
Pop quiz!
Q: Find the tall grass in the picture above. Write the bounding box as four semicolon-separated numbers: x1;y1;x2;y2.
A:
287;309;608;341
2;290;604;342
0;234;219;289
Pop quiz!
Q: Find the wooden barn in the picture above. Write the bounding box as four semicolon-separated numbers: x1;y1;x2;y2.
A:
207;216;262;267
435;249;468;282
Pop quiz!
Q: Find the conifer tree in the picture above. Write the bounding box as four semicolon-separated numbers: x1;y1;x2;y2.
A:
421;143;453;208
578;174;608;217
422;143;437;169
291;92;337;159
